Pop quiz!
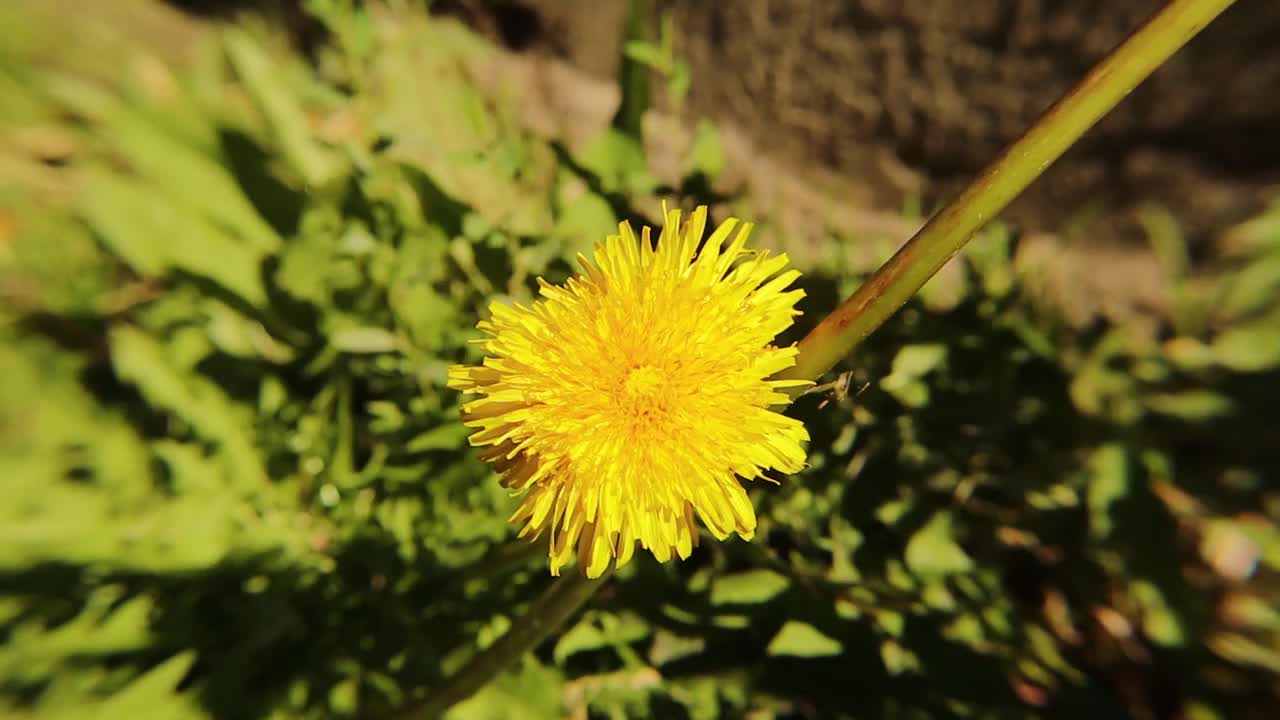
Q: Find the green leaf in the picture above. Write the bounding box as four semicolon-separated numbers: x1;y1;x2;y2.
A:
667;61;691;106
109;326;265;491
405;424;470;453
1211;323;1280;372
393;284;456;349
889;344;948;378
1207;633;1280;674
331;326;400;354
612;1;654;136
919;261;970;312
622;42;668;71
648;629;706;667
97;652;206;720
79;168;268;306
1163;336;1217;371
206;301;294;362
709;569;790;606
904;512;974;576
881;379;930;408
553;618;609;665
880;639;921;675
1086;444;1129;538
965;224;1015;296
577;128;653;195
1217;253;1280;321
40;594;156;657
328;677;359;715
223;28;340;187
553;190;617;258
687;119;723;178
1144;390;1234;420
766;621;843;658
33;67;118;122
881;344;947;407
667;677;721;720
444;658;563;720
1131;580;1186;647
276;232;335;305
101;104;280;253
1138;204;1189;280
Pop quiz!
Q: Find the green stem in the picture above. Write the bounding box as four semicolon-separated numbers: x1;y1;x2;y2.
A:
396;567;611;720
782;0;1237;384
613;0;653;137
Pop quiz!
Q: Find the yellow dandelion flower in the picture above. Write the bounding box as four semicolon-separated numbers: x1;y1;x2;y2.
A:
448;205;811;578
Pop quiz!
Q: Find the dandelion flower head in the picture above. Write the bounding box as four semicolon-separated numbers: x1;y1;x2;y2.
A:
448;205;811;578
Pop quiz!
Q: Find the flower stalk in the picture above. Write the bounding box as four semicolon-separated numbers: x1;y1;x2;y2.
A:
781;0;1238;384
398;568;611;720
405;0;1235;716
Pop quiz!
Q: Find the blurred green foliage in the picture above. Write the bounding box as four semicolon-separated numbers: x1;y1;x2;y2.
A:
1;1;1277;718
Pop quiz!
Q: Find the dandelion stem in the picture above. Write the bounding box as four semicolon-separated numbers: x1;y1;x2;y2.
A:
783;0;1237;384
397;567;611;720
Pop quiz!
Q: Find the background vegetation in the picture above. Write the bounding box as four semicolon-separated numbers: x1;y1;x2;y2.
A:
1;1;1277;718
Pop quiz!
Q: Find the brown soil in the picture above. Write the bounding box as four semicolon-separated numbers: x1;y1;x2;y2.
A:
450;0;1280;250
461;34;1173;332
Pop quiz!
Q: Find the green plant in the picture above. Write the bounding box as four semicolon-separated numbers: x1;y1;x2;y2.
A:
0;1;1275;719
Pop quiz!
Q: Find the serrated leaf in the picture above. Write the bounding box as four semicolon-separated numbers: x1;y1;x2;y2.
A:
41;595;155;657
766;621;843;658
97;652;205;720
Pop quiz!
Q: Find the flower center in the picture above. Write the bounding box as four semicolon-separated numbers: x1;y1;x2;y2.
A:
622;365;664;399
